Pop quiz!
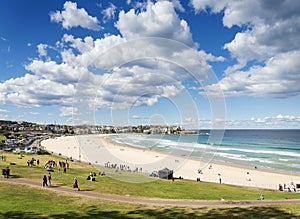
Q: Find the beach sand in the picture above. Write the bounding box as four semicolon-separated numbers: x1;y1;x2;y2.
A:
41;134;300;190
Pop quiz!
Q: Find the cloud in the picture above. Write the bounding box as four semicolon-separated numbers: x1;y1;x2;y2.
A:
205;50;300;98
101;3;117;23
0;114;9;120
0;73;75;107
29;111;39;115
171;0;185;12
182;114;300;129
115;1;194;46
225;114;300;129
37;44;48;58
131;115;148;120
1;1;222;113
59;106;78;117
240;114;300;129
191;0;300;98
50;1;102;30
0;109;8;113
25;60;85;84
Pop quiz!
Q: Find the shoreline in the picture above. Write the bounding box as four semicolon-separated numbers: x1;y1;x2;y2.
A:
41;134;300;190
105;134;299;176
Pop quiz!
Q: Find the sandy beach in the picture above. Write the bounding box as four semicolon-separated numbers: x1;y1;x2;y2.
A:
41;134;300;190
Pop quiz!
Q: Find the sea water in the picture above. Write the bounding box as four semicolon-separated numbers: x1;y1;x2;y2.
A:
108;130;300;173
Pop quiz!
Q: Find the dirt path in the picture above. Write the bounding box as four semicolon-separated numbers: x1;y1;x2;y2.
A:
1;176;300;207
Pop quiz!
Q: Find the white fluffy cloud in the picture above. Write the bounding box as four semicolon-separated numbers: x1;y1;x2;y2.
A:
115;1;194;46
0;74;74;107
25;60;85;84
50;1;102;30
191;0;300;98
0;1;222;117
205;51;300;98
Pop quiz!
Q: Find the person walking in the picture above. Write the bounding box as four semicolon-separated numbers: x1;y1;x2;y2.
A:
2;167;10;178
5;167;10;178
43;175;48;187
47;173;52;186
73;178;80;191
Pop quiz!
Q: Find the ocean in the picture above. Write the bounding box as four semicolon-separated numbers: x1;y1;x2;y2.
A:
107;130;300;174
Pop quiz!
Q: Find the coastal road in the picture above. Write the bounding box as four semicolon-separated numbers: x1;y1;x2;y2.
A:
1;177;300;207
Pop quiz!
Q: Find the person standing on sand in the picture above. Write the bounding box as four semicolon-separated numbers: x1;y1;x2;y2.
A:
43;175;48;187
73;178;80;191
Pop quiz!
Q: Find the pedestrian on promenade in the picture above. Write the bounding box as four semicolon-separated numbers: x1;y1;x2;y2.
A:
47;173;51;186
43;175;48;187
73;178;80;191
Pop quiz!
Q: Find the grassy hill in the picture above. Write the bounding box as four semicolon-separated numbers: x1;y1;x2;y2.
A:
0;152;300;218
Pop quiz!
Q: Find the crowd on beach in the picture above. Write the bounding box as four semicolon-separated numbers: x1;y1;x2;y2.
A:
104;161;143;173
279;183;298;193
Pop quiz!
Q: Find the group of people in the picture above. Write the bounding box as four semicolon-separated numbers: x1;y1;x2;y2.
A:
104;161;143;173
41;159;72;189
27;157;38;167
42;173;80;191
86;171;106;181
279;183;297;192
41;172;81;192
58;160;69;173
87;172;96;181
44;160;69;173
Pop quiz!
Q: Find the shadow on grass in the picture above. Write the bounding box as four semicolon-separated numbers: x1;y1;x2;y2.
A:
8;174;21;178
0;205;298;219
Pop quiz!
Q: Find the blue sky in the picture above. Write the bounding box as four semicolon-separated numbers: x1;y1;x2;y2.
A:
0;0;299;129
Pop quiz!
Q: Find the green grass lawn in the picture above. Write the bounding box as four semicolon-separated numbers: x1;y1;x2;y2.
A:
1;152;300;218
1;152;300;201
0;182;300;219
